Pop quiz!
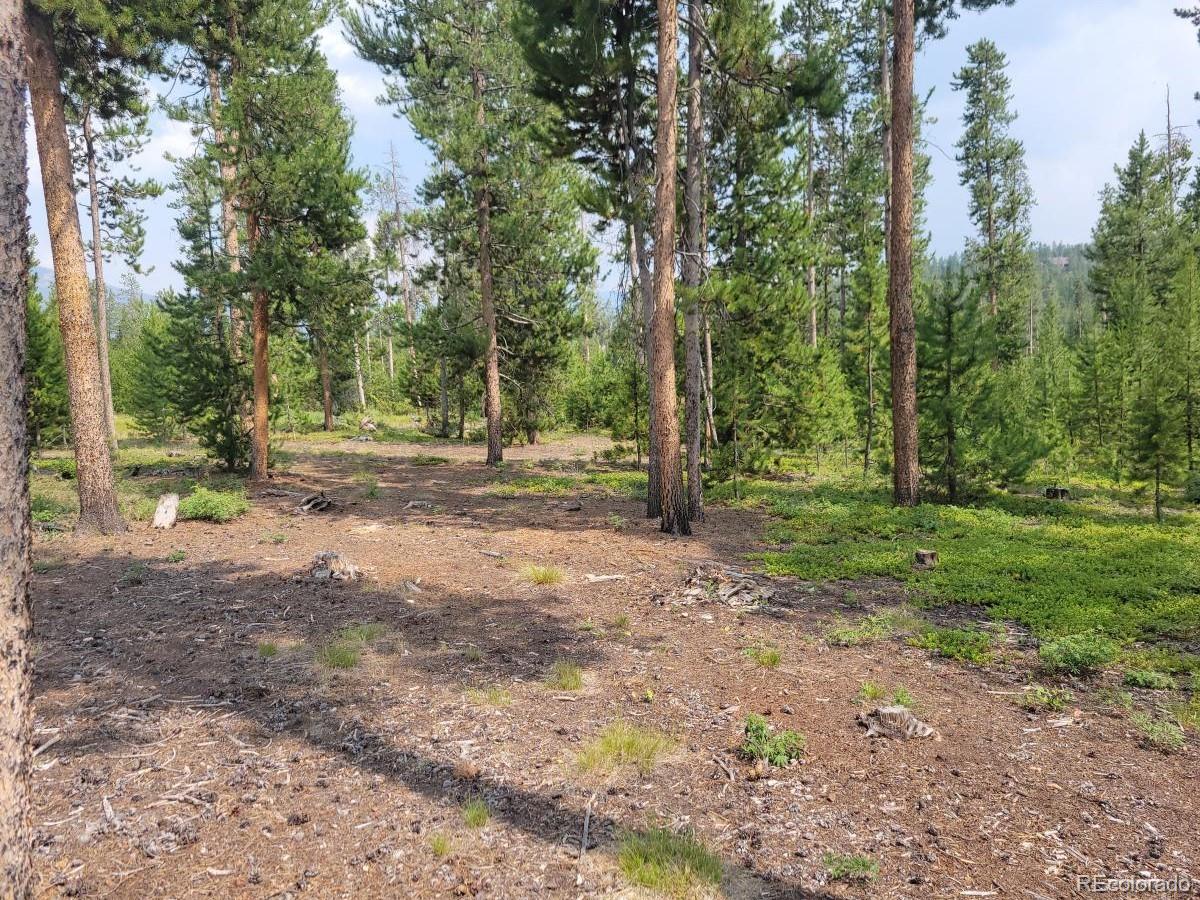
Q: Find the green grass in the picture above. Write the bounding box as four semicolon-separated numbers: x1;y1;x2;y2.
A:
258;641;279;659
577;722;674;775
337;623;386;645
825;606;924;646
429;833;452;858
546;660;583;691
823;852;879;882
617;828;722;898
462;645;485;662
353;471;380;499
910;627;993;664
1132;712;1185;753
740;713;804;766
743;645;782;668
1020;684;1073;711
462;798;490;828
178;487;249;523
856;681;887;703
733;476;1200;643
466;684;512;706
410;454;450;466
316;643;360;669
166;549;186;563
522;565;565;586
1123;669;1176;690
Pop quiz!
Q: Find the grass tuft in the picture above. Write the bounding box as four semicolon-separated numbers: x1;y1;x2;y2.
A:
578;722;674;776
337;623;386;645
617;828;722;897
410;454;450;466
466;685;512;707
258;641;279;659
546;660;583;691
429;833;451;858
1132;712;1185;753
825;607;924;647
1020;684;1073;711
316;643;360;669
166;549;186;563
743;645;782;669
522;564;565;586
462;797;490;828
824;852;879;882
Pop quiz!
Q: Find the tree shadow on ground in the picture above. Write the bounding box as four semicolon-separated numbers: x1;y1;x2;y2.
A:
32;553;835;898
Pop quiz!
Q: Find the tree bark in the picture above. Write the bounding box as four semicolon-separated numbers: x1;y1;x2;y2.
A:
206;65;246;352
246;208;269;480
879;1;892;265
25;4;124;533
632;211;661;517
682;0;705;523
318;336;333;431
353;332;367;411
0;5;33;894
651;0;690;536
472;60;502;466
806;108;818;347
81;110;117;450
887;0;919;507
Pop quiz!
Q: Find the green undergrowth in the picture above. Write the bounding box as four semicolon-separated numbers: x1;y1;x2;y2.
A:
722;477;1200;644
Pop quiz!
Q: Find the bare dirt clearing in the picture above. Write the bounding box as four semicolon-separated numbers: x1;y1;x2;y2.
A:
29;436;1197;898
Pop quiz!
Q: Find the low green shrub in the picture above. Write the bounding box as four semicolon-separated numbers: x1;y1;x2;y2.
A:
740;714;804;766
178;487;249;523
1038;633;1119;675
910;627;992;664
1122;669;1175;690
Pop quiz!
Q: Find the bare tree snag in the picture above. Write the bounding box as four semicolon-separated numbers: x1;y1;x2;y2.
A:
887;0;920;508
0;1;33;891
651;0;690;536
25;4;124;533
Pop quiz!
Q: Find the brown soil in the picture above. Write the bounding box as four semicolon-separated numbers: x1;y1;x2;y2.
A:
29;436;1198;898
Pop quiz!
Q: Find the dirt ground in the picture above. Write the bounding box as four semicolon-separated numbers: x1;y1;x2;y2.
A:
28;435;1198;898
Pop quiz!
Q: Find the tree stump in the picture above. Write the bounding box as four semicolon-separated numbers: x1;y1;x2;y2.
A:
914;549;938;569
152;493;179;529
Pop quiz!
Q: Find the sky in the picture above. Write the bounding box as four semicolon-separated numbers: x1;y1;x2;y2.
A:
25;0;1200;297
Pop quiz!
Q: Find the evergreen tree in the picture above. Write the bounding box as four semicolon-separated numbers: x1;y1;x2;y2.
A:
25;277;70;449
952;38;1033;359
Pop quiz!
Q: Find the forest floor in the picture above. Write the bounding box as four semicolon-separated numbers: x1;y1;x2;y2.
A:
26;431;1200;899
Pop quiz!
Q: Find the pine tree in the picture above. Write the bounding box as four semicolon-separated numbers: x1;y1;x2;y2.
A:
952;38;1033;359
25;279;69;449
127;307;180;442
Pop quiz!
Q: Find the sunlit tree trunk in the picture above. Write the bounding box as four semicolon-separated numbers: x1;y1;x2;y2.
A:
206;65;246;351
651;0;690;535
0;4;32;893
888;0;919;507
25;4;124;532
471;53;502;465
81;110;117;449
246;208;269;480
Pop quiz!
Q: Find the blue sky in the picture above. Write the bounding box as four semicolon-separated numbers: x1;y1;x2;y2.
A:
25;0;1200;296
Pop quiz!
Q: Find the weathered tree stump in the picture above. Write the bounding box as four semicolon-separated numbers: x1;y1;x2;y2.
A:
310;551;360;581
1045;487;1071;500
914;549;938;569
152;493;179;529
360;416;377;432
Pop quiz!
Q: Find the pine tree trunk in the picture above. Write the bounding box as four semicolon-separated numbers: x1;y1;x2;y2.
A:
246;208;269;481
82;111;117;450
887;0;920;507
318;337;333;431
651;0;690;536
682;0;706;524
472;62;503;466
353;332;367;411
206;64;245;351
0;4;33;891
439;356;449;437
879;2;892;265
806;109;818;348
25;5;124;533
632;212;661;517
